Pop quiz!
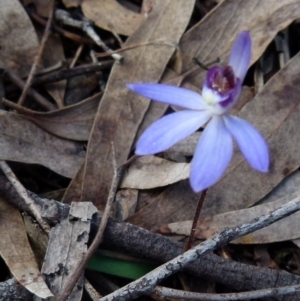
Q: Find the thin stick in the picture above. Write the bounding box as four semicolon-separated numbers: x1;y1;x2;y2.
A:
123;154;139;167
0;161;50;234
18;1;55;107
55;9;122;62
55;143;121;301
4;61;113;96
70;44;84;68
98;194;300;301
184;189;207;251
96;40;178;58
154;284;300;300
84;278;102;300
26;61;113;87
5;69;56;111
28;9;94;44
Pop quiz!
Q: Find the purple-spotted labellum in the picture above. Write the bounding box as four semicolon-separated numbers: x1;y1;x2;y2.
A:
127;31;269;192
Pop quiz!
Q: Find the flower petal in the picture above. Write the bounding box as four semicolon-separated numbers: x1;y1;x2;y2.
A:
190;116;233;192
228;31;251;83
136;110;212;155
223;115;269;172
127;83;207;110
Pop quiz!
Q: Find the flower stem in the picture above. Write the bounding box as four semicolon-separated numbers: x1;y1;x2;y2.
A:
184;189;207;251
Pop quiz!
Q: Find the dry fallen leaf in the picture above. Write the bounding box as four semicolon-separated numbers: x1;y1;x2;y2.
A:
165;132;200;162
115;189;138;220
23;0;52;17
141;0;156;15
65;0;195;208
257;169;300;247
42;202;97;299
41;33;66;109
62;0;82;8
4;93;100;141
0;0;39;76
64;74;99;106
23;213;48;268
0;110;84;177
127;180;198;230
63;162;85;204
120;156;189;189
160;192;300;244
81;0;145;36
0;197;53;298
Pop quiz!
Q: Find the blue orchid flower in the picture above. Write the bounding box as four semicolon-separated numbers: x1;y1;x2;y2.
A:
127;31;269;192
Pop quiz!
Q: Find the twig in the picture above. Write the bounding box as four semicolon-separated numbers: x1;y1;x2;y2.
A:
0;161;50;234
84;278;102;300
154;284;300;300
55;143;121;301
23;61;113;87
70;44;84;68
4;61;113;95
86;271;120;294
55;9;122;62
5;69;56;111
39;61;66;74
99;194;300;301
90;50;106;91
107;25;124;48
28;9;94;44
184;189;207;251
95;40;178;58
18;1;55;107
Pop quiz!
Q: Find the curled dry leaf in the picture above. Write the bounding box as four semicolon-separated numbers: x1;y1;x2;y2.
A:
4;93;101;141
0;0;39;76
120;156;189;189
0;198;53;298
0;110;84;178
66;0;195;208
42;202;97;299
81;0;145;36
161;192;300;244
